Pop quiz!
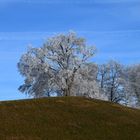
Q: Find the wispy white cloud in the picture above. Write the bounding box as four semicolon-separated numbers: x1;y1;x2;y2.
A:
6;30;135;34
78;29;140;34
0;30;140;41
0;32;57;41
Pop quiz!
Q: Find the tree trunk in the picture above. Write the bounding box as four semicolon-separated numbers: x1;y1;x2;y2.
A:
64;88;70;96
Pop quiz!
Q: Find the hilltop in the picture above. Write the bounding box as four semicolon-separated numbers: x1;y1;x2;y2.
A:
0;97;140;140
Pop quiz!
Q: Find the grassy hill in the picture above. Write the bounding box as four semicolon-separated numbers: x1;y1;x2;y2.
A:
0;97;140;140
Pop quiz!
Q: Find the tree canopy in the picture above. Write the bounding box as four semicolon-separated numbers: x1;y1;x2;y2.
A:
18;31;99;98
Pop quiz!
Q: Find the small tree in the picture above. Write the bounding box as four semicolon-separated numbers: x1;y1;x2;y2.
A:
18;31;98;98
97;60;126;103
126;64;140;106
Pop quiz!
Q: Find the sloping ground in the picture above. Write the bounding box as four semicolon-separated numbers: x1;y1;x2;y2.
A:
0;97;140;140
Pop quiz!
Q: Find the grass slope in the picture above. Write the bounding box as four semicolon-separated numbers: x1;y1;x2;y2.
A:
0;97;140;140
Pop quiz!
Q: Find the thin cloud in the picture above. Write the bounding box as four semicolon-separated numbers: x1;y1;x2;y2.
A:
0;30;140;40
0;32;56;41
78;29;140;34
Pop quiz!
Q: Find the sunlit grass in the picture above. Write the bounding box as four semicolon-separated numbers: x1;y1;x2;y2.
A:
0;96;140;140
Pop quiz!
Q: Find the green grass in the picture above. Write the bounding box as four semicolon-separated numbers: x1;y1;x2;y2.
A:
0;96;140;140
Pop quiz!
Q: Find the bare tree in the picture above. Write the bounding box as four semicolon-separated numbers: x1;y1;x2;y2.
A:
97;60;126;103
126;64;140;106
97;64;109;91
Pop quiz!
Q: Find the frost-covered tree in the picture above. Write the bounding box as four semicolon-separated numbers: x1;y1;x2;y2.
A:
126;64;140;106
18;31;99;98
97;60;126;103
72;63;100;98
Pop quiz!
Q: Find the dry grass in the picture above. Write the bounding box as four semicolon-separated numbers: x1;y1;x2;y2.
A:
0;96;140;140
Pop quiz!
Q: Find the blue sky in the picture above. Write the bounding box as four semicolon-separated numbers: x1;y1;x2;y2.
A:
0;0;140;100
